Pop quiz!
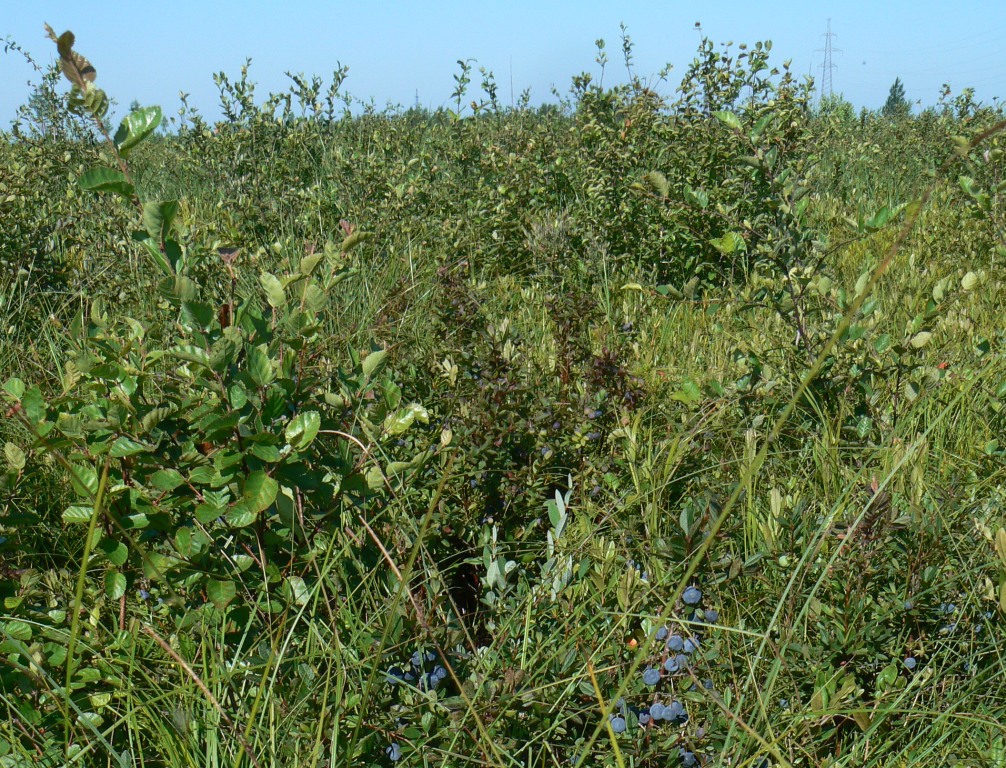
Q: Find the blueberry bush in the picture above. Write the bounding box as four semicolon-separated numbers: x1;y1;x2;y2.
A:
2;21;1006;768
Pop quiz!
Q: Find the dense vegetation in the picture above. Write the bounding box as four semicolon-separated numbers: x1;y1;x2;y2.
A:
2;25;1006;768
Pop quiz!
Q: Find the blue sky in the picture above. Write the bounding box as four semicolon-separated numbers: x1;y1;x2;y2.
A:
3;1;1005;128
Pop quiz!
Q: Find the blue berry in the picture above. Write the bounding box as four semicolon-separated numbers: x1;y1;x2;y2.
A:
904;656;917;670
667;700;686;723
387;666;406;684
683;637;699;654
903;600;913;610
702;679;714;690
386;742;401;761
610;715;626;734
939;602;956;615
680;749;698;767
683;586;702;606
638;709;651;725
779;698;789;709
655;626;669;641
410;651;422;668
666;634;684;652
703;608;718;623
138;588;150;600
642;667;661;686
664;656;679;673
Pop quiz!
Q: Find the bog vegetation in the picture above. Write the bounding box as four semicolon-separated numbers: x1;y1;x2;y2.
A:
2;23;1006;768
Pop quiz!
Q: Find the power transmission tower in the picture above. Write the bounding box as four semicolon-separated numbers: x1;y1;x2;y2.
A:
817;19;841;101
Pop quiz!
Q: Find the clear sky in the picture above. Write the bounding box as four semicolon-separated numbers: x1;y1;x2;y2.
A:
3;1;1005;128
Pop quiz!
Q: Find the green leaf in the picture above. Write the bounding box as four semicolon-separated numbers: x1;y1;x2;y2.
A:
109;436;150;457
149;468;185;491
260;272;286;308
383;403;429;436
709;232;746;255
225;502;257;528
63;505;94;524
864;206;892;232
174;528;192;557
713;110;742;132
300;252;325;277
181;301;215;330
910;331;933;349
70;464;98;497
248;344;274;387
4;442;25;472
749;112;776;141
683;185;709;209
3;620;32;642
285;411;321;450
104;570;127;601
21;386;46;425
207;579;237;610
163;345;211;368
640;170;668;198
361;349;387;378
249;443;281;462
98;537;128;567
79;167;135;198
340;230;373;252
242;471;278;514
135;234;175;277
2;378;25;400
142;200;178;243
284;576;311;607
113;106;162;157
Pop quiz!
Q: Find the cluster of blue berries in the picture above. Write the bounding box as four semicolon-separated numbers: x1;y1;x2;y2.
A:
609;697;689;732
387;650;448;692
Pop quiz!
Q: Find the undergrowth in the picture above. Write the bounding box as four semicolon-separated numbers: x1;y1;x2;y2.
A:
2;22;1006;768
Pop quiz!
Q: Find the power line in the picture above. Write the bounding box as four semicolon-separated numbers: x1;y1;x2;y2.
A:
817;18;841;101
